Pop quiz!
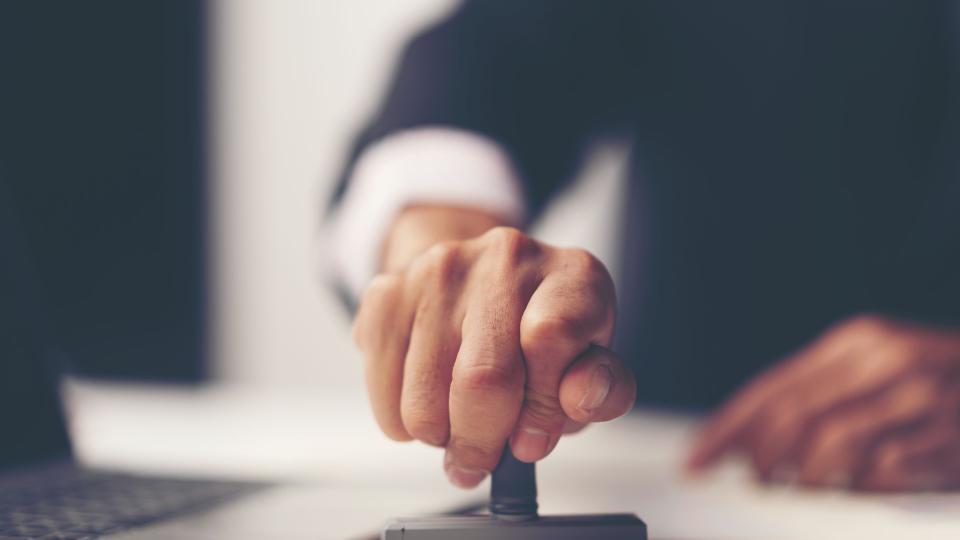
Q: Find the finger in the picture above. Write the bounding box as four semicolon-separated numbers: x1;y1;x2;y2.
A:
685;336;842;471
399;245;465;447
686;367;805;472
748;358;924;481
445;229;534;488
857;423;960;491
795;376;938;488
513;250;617;462
687;322;905;472
562;418;588;434
744;389;808;482
856;386;960;492
354;273;414;441
559;345;636;423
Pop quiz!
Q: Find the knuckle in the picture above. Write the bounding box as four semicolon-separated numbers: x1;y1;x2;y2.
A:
869;342;919;380
413;242;463;288
483;226;535;263
359;273;401;309
893;376;939;412
454;362;522;395
813;420;854;452
883;338;917;365
447;438;501;471
400;381;450;446
560;250;614;298
843;314;893;341
521;312;586;355
403;416;449;446
553;250;616;325
559;248;610;284
874;441;905;471
522;388;564;427
767;399;804;434
425;240;462;266
483;226;526;246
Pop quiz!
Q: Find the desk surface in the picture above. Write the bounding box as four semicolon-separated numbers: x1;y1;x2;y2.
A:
66;379;960;539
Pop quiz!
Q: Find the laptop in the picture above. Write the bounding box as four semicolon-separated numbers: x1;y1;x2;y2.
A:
0;175;481;539
0;174;271;538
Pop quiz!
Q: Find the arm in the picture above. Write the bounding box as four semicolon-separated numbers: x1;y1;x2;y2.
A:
332;1;638;489
329;0;635;248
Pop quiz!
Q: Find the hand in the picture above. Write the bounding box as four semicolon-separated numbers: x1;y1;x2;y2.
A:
353;225;636;488
687;315;960;491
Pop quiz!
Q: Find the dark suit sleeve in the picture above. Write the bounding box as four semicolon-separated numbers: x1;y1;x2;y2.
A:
329;0;637;219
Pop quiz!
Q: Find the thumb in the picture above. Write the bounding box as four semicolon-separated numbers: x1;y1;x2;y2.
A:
559;345;637;423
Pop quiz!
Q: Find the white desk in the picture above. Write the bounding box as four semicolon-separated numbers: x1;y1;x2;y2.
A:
66;379;960;539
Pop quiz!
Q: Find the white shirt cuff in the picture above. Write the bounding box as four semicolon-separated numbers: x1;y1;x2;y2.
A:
330;127;526;299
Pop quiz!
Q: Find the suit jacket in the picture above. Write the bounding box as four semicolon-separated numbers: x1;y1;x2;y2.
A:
334;0;960;409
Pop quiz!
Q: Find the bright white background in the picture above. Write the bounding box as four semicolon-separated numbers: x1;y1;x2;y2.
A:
208;0;628;388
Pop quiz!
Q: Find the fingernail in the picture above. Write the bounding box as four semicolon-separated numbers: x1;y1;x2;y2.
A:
578;364;613;415
511;427;551;461
446;465;487;489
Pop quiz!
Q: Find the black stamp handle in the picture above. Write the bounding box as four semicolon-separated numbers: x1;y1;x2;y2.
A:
490;445;539;521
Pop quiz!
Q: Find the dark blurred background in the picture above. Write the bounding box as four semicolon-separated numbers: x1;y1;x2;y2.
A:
0;1;207;380
0;0;612;387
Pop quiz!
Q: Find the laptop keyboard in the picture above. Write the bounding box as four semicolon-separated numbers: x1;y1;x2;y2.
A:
0;463;263;539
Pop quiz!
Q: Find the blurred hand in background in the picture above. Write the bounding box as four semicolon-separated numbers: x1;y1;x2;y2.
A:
688;315;960;491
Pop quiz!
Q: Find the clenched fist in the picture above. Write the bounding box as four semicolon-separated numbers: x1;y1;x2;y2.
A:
353;214;636;489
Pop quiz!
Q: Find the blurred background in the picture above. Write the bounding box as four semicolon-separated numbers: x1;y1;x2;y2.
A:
2;0;627;388
4;5;960;538
0;0;627;476
209;0;628;388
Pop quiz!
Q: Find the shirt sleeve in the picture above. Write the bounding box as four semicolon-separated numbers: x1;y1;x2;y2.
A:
325;1;635;305
330;127;526;299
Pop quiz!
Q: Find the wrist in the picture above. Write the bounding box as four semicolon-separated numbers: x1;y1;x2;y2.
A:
381;204;507;272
